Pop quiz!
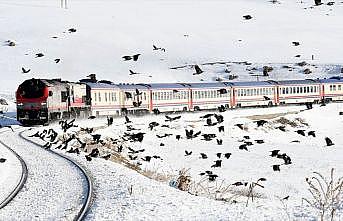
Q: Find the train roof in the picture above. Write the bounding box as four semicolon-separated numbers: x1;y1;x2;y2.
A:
187;82;231;88
318;76;343;83
148;83;190;89
86;82;120;89
116;83;150;90
229;81;275;87
276;79;319;85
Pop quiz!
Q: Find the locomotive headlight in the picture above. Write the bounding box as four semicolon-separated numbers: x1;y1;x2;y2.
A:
17;103;23;106
41;102;47;106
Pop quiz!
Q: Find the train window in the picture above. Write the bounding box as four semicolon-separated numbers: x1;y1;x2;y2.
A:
282;88;285;94
307;86;310;93
330;85;333;91
289;87;292;94
303;87;307;93
333;85;337;91
296;87;299;93
98;93;101;102
143;92;146;100
94;92;97;102
105;93;108;102
339;85;342;90
61;91;68;102
310;86;313;93
300;87;303;93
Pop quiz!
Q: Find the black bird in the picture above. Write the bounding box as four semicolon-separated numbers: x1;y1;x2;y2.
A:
243;135;250;140
200;114;214;119
68;28;77;33
22;67;31;73
129;155;138;160
0;158;7;163
270;150;280;157
125;92;132;99
54;58;61;63
283;155;292;165
125;116;132;124
308;131;316;137
235;124;244;130
176;135;181;140
133;101;142;107
160;143;165;146
153;45;166;52
165;115;181;122
216;153;222;158
142;156;152;162
202;134;216;141
239;144;248;151
217;88;227;94
256;120;268;127
129;70;141;75
282;195;290;200
185;150;192;156
244;141;253;146
218;126;224;133
88;116;96;119
232;182;247;186
43;142;52;149
152;155;161;159
85;155;92;161
89;148;99;158
276;126;286;132
133;54;141;61
218;105;226;112
35;53;44;58
149;122;159;130
153;109;160;115
224;153;232;159
208;174;218;181
243;15;252;20
193;65;203;75
263;96;271;101
296;130;306;136
102;154;111;160
135;88;142;96
292;41;300;46
255;139;264;144
325;137;334;146
216;139;223;145
214;114;224;123
156;133;173;138
272;165;281;172
200;153;208;159
91;134;101;143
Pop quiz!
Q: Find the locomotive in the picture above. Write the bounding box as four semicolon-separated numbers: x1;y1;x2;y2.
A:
16;76;343;125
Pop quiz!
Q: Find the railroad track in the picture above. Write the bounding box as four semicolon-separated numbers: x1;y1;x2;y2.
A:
19;130;94;221
0;129;28;209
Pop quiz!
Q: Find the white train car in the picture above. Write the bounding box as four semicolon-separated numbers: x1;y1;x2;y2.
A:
117;84;150;114
319;77;343;102
86;82;121;116
231;81;276;108
190;82;231;111
0;98;8;114
149;83;190;112
277;79;321;105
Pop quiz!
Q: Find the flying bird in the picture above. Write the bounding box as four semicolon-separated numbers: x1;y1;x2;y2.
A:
185;150;192;156
54;58;61;63
22;67;31;73
193;65;203;75
35;53;44;58
243;15;253;20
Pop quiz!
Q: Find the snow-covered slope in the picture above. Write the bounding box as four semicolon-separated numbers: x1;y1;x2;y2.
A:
1;0;343;92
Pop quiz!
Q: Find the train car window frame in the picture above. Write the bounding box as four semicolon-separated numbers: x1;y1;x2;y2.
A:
98;92;101;102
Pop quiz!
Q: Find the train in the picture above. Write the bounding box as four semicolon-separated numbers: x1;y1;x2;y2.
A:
16;76;343;125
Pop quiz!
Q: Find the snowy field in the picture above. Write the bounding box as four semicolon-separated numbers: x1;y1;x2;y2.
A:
1;0;343;220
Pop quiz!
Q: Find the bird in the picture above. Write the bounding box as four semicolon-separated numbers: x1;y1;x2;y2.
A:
292;41;300;46
224;153;232;159
54;58;61;63
239;144;248;151
308;131;316;137
129;155;138;160
243;15;252;20
270;150;280;157
85;155;92;161
235;124;244;130
217;88;227;94
216;139;223;145
125;92;132;99
200;153;208;159
232;181;247;186
22;67;31;73
243;135;250;140
133;101;142;107
272;165;281;172
255;139;264;144
101;154;111;160
176;135;181;140
0;158;7;163
216;153;222;158
153;45;166;52
193;65;203;75
325;137;334;146
165;115;181;122
129;70;141;75
142;156;152;162
125;116;132;124
295;130;306;136
148;122;159;130
91;134;101;143
122;54;141;61
35;53;44;58
282;195;290;200
88;116;96;119
68;28;77;33
185;150;192;156
208;174;218;182
256;120;268;127
218;126;224;133
160;143;165;146
276;126;286;132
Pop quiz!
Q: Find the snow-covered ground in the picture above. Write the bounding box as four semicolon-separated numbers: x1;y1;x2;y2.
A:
19;102;343;220
1;0;343;92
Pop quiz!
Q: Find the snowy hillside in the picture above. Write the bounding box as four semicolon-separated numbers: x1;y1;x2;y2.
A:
1;0;343;92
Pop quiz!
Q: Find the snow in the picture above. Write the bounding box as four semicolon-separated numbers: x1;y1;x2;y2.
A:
1;0;343;92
